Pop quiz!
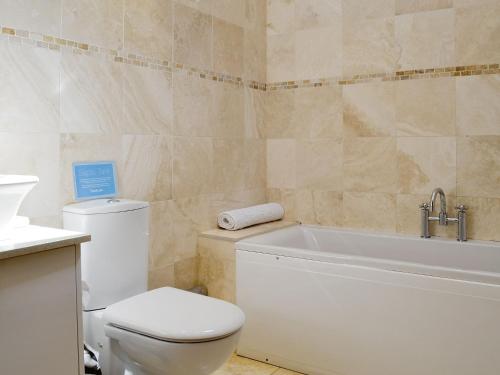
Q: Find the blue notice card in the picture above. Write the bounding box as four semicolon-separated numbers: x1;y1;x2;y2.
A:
72;161;118;200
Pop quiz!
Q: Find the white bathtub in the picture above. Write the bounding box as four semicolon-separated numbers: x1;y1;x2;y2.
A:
235;225;500;375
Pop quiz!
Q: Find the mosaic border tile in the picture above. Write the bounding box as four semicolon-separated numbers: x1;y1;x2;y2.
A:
0;25;266;91
266;64;500;90
1;25;498;92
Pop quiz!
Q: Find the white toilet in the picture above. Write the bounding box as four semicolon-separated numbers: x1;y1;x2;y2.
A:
63;199;245;375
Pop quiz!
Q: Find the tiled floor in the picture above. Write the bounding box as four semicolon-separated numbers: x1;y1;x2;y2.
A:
213;354;304;375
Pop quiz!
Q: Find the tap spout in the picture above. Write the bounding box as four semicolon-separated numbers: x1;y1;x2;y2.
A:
429;188;447;225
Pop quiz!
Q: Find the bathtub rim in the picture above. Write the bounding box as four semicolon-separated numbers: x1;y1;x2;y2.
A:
235;224;500;286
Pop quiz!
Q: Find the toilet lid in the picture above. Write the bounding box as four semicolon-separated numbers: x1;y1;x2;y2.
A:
103;287;245;343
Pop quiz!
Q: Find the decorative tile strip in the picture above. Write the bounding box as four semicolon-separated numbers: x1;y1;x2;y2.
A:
1;24;498;92
267;64;500;91
0;24;266;91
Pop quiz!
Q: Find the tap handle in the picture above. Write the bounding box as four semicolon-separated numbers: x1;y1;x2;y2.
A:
455;205;467;242
420;202;430;210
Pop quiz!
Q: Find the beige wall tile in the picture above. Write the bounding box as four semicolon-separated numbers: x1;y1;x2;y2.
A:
0;39;59;133
174;256;198;290
148;263;175;289
60;51;123;133
267;33;295;82
62;0;123;49
395;9;455;70
296;190;343;226
267;0;295;35
296;139;343;190
149;200;175;270
454;0;499;7
396;77;455;136
343;192;397;231
0;133;60;219
456;3;500;66
244;28;266;82
123;64;172;135
121;135;172;201
344;137;397;193
266;139;296;188
198;237;236;302
395;0;452;15
173;72;215;137
244;87;265;139
264;89;295;138
124;0;173;60
245;0;267;32
295;26;342;79
343;81;395;137
172;137;214;199
398;137;456;195
213;139;246;193
0;0;61;35
343;0;395;21
267;188;297;221
343;17;397;76
456;75;500;136
458;196;500;241
171;196;212;256
213;83;245;138
457;136;500;199
294;0;341;30
213;18;244;77
294;86;343;139
211;0;246;27
175;0;212;14
198;238;236;262
243;139;267;189
174;3;212;70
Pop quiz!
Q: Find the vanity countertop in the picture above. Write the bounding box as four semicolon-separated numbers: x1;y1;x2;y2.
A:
0;225;90;260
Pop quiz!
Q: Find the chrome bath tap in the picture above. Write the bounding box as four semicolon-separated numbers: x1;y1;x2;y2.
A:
420;188;467;241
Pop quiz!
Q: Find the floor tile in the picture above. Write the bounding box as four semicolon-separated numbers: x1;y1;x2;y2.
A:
273;368;305;375
214;354;279;375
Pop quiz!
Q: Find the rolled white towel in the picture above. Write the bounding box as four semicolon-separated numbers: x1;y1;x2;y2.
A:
217;203;284;231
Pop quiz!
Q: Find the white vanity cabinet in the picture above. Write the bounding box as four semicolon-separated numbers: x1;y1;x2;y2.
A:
0;226;89;375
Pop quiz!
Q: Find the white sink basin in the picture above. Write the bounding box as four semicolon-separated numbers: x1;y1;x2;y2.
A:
0;175;38;239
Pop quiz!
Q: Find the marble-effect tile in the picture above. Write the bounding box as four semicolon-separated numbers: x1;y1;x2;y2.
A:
0;0;61;35
0;39;60;134
174;3;212;70
62;0;123;49
395;9;455;70
124;0;173;60
60;51;123;134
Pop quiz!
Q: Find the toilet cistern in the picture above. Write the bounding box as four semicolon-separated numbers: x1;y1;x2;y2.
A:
420;188;467;241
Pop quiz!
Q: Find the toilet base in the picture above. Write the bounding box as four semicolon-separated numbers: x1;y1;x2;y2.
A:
84;309;127;375
105;324;240;375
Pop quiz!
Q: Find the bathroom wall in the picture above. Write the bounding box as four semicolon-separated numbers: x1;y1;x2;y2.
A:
265;0;500;241
0;0;267;289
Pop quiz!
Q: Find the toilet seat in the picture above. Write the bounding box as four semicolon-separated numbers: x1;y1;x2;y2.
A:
103;287;245;343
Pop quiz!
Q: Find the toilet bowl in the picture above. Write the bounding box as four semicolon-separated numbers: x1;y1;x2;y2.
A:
103;287;245;375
